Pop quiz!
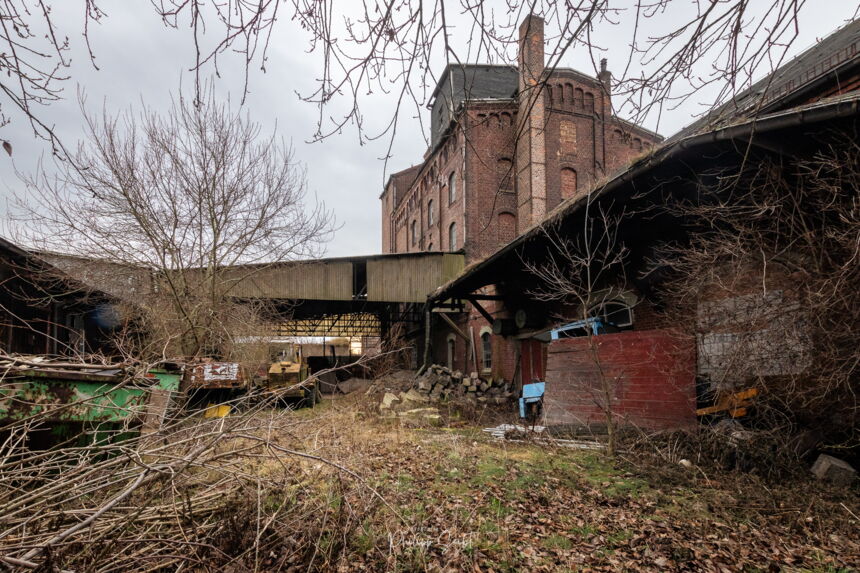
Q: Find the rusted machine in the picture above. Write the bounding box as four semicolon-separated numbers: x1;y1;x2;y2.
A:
181;361;249;418
261;345;319;406
182;361;249;391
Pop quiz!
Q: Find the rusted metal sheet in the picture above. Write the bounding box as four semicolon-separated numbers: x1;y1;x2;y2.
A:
367;253;464;302
182;362;247;390
0;362;181;424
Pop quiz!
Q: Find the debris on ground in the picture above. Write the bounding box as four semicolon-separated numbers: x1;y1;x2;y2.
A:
811;453;857;485
482;423;605;450
364;369;415;395
336;377;372;394
377;389;441;426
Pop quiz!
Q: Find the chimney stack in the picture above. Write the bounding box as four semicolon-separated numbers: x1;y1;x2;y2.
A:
515;15;547;232
597;58;612;116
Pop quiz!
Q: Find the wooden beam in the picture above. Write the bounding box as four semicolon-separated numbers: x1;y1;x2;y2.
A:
466;298;495;324
438;312;469;341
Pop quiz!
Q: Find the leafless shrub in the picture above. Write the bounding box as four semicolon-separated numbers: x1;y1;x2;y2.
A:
653;141;860;455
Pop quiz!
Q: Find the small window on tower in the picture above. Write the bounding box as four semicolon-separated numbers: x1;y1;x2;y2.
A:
428;199;435;226
448;172;457;203
411;220;417;246
448;222;458;250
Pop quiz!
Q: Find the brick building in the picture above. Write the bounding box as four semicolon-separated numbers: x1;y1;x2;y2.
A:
381;15;661;262
428;17;860;430
380;15;661;379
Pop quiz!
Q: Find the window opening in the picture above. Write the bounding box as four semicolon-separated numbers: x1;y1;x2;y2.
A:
481;332;492;371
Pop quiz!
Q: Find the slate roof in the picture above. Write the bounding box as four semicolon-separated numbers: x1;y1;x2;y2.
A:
669;18;860;141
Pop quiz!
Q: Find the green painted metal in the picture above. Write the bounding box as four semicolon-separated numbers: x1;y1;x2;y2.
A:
0;369;181;424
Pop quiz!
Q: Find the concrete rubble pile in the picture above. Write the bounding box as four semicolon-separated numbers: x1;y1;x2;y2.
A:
377;364;515;425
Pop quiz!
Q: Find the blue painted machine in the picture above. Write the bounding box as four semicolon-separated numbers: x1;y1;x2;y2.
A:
550;317;606;339
519;381;545;419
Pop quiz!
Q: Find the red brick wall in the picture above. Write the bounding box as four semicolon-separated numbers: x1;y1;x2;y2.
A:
544;329;696;430
464;104;518;261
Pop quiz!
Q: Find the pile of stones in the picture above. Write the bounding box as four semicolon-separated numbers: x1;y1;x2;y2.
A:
377;364;516;425
377;389;443;426
413;364;515;405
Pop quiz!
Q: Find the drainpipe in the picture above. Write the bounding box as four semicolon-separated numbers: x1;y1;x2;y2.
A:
418;302;432;375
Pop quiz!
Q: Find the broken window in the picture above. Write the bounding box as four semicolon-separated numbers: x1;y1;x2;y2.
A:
696;290;808;390
551;297;635;339
593;299;633;328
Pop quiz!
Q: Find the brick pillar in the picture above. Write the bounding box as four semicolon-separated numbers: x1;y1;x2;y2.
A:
598;58;612;113
516;15;546;233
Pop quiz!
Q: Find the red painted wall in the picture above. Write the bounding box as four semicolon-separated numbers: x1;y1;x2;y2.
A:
544;329;695;430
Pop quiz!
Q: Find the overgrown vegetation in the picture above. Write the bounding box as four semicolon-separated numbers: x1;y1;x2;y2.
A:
655;144;860;458
3;394;857;571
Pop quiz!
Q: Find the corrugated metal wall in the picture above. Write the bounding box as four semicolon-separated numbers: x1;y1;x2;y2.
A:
213;253;463;303
225;261;354;300
367;254;463;302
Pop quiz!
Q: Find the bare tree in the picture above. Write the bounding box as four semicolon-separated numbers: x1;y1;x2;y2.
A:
524;204;630;456
10;89;333;361
3;1;854;153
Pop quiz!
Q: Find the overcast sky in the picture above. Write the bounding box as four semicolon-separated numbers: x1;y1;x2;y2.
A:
1;2;857;258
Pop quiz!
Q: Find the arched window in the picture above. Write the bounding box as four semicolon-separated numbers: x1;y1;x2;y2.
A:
427;243;433;251
447;335;456;370
584;92;594;112
574;88;584;108
589;298;634;329
448;171;457;203
481;331;492;371
448;222;458;250
560;168;577;200
427;199;435;226
411;220;417;246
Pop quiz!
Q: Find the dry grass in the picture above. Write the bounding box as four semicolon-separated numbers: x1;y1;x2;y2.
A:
2;393;858;572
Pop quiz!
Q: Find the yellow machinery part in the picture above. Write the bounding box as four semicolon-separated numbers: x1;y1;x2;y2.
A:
204;404;231;418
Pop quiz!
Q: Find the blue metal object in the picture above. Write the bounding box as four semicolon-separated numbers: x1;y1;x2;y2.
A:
550;317;605;340
519;381;545;418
